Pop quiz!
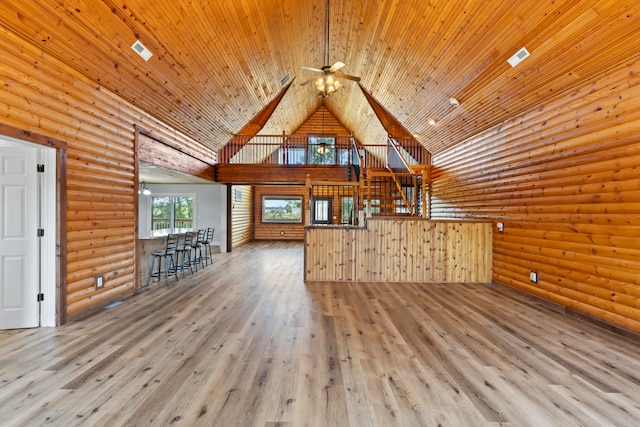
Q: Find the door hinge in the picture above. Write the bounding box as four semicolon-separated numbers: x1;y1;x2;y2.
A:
37;164;45;173
37;293;44;302
37;229;45;237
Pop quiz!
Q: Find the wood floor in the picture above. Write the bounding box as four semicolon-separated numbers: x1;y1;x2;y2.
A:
1;241;639;426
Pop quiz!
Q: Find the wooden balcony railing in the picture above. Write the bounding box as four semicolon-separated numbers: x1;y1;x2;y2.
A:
219;135;357;165
217;134;428;169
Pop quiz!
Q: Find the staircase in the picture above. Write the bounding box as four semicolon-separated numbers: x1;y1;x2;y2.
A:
361;168;423;217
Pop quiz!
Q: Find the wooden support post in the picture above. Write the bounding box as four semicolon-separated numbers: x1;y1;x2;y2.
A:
305;174;311;226
422;167;429;219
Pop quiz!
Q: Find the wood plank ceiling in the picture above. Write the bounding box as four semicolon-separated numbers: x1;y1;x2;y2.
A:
1;0;639;156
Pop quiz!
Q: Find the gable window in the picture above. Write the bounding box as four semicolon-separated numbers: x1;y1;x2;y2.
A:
262;196;303;223
308;136;335;165
151;195;195;236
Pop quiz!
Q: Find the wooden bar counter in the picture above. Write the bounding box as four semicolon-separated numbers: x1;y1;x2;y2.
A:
137;236;170;287
304;218;492;283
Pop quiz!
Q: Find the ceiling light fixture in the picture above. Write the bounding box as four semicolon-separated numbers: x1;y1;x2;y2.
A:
449;97;460;107
428;118;437;125
317;0;341;97
507;47;530;67
317;99;331;154
315;72;342;96
131;40;153;61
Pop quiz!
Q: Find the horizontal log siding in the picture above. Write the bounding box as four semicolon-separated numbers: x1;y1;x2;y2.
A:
231;185;253;247
0;28;212;319
304;219;492;283
431;58;640;334
293;105;352;136
254;185;306;240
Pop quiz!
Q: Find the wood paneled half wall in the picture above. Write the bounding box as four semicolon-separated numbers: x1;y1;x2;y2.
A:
431;57;640;335
305;219;492;283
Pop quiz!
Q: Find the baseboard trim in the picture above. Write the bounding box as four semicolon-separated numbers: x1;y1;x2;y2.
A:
66;289;136;323
492;280;640;344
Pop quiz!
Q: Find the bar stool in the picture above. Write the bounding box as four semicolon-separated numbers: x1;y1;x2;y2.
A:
146;233;179;286
191;229;206;271
200;227;215;266
174;231;196;278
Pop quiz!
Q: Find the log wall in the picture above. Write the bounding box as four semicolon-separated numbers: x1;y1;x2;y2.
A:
254;185;307;240
304;219;492;283
293;105;352;136
431;58;640;334
0;27;214;320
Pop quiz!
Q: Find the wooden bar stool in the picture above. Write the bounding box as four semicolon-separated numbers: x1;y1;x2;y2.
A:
174;231;196;278
146;233;179;286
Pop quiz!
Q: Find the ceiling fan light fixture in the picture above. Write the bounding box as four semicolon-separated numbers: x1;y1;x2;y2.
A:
314;75;342;95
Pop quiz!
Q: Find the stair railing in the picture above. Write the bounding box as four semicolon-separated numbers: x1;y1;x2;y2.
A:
386;166;415;214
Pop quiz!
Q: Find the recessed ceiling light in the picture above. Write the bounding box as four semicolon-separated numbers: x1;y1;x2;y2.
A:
428;118;436;125
131;40;153;61
508;47;530;67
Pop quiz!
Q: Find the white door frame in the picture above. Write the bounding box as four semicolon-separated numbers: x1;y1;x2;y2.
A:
0;135;57;327
38;146;57;327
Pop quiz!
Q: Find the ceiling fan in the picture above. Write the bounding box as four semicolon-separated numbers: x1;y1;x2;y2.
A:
300;0;360;97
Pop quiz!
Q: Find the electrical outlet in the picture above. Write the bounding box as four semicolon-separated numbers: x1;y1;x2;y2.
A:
529;271;538;284
95;275;104;289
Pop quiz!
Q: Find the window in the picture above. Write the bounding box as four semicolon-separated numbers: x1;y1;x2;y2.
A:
151;195;195;236
308;136;335;165
262;196;303;223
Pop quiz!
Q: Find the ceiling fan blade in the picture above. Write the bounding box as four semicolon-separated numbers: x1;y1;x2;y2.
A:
300;66;323;73
335;72;361;82
329;61;345;73
301;77;318;86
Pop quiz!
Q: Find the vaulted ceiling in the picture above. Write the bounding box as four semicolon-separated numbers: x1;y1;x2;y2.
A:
1;0;639;157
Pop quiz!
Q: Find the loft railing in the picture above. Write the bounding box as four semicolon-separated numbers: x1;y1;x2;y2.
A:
390;137;431;166
219;135;356;165
217;134;404;170
388;137;413;173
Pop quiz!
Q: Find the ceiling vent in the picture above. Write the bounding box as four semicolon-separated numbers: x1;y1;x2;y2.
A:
280;72;292;87
131;40;153;61
508;47;530;67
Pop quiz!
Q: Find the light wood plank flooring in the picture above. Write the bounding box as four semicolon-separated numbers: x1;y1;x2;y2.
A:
1;241;639;426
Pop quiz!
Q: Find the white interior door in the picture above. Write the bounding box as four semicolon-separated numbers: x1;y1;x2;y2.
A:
0;145;39;329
